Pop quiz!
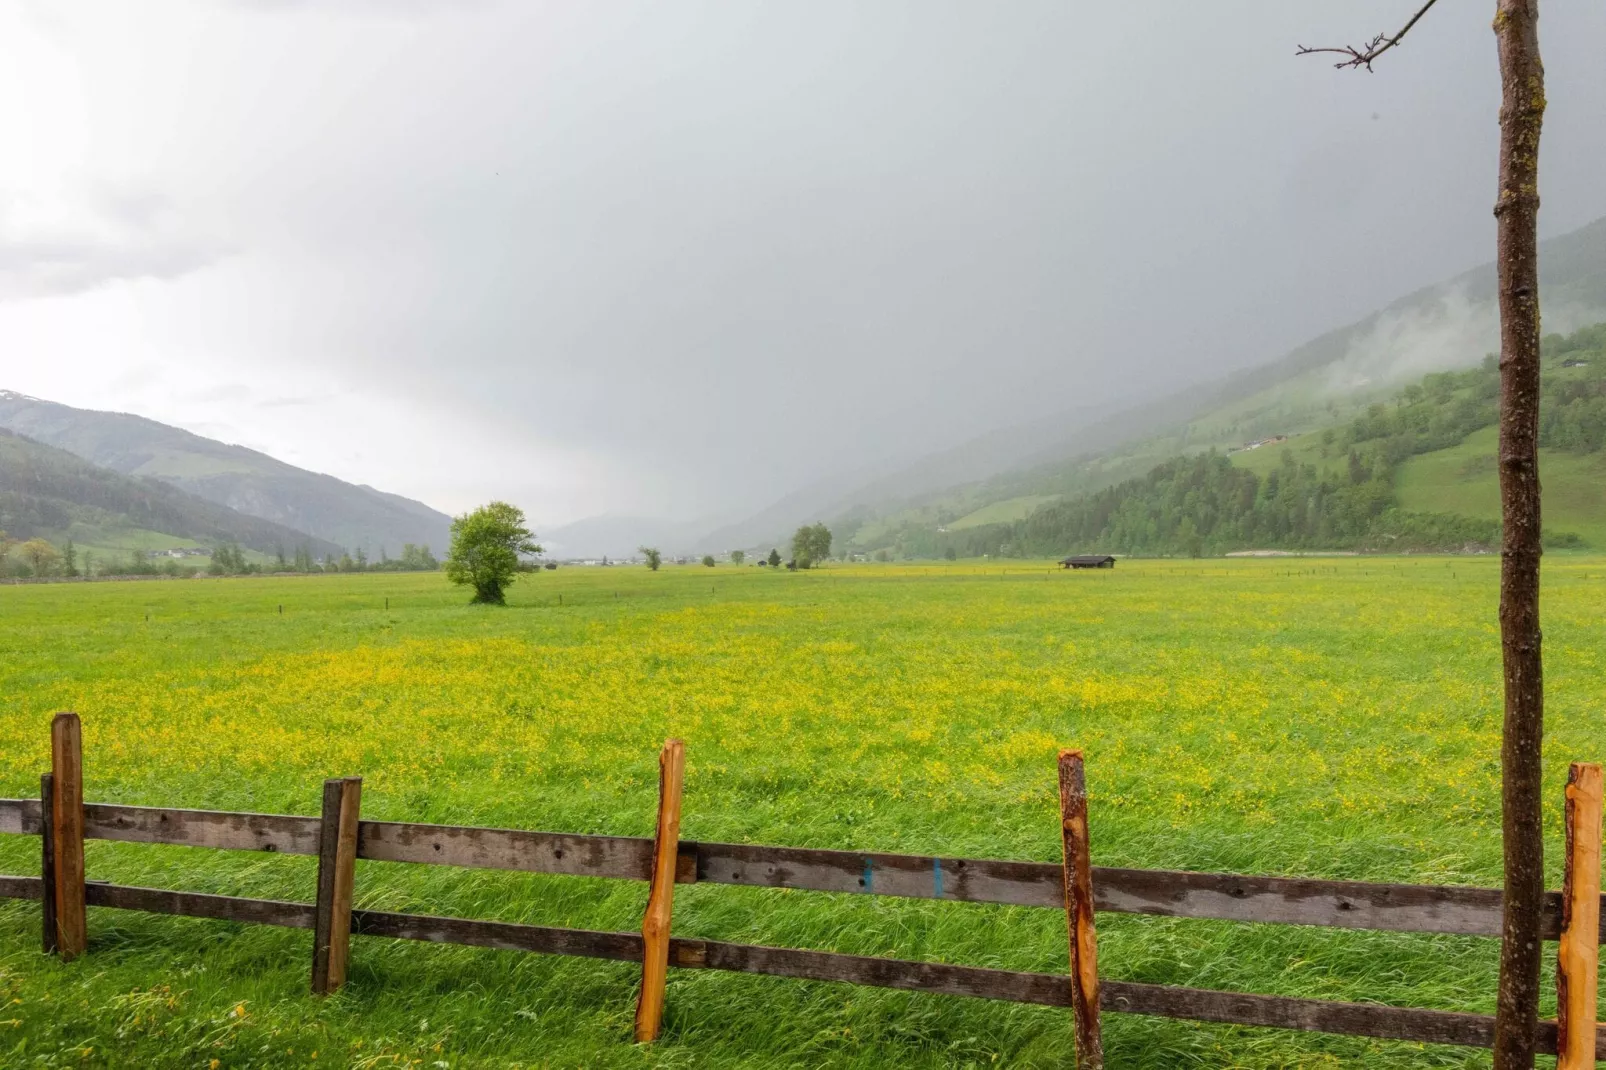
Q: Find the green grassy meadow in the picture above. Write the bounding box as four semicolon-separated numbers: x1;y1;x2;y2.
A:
3;559;1605;1068
1395;426;1606;549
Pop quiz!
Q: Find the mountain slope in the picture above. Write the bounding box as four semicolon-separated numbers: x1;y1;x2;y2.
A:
0;428;344;559
0;392;453;555
796;215;1606;555
940;322;1606;557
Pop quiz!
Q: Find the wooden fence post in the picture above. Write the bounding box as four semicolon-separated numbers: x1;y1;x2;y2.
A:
40;773;57;955
311;776;362;995
1058;749;1103;1069
1556;761;1602;1069
634;738;686;1043
50;713;87;961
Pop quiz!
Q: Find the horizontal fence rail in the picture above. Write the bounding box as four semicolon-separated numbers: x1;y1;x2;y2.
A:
0;797;1596;939
2;715;1602;1066
0;875;1601;1056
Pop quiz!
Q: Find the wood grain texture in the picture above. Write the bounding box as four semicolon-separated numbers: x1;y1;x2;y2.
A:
310;777;362;995
85;883;317;928
1557;762;1602;1069
85;803;320;855
0;875;43;901
358;820;652;879
50;713;87;960
40;775;56;953
1059;749;1102;1069
6;797;1606;938
635;739;686;1044
353;910;642;962
0;797;40;835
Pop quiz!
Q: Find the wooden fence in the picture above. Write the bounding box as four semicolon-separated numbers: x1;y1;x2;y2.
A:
2;714;1603;1067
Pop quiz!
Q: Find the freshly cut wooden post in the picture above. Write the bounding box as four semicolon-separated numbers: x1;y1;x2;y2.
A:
1556;761;1602;1069
634;738;686;1043
1058;749;1103;1069
40;774;57;955
310;776;362;995
50;713;87;960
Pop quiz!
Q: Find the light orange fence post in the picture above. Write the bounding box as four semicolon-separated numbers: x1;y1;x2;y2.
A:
634;739;686;1043
1058;749;1103;1070
1556;761;1602;1070
50;713;87;960
310;776;362;995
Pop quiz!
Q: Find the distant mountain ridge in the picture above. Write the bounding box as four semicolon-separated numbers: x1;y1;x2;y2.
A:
0;427;345;559
0;392;453;555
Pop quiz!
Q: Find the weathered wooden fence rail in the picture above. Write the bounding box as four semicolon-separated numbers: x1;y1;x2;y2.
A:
2;714;1602;1066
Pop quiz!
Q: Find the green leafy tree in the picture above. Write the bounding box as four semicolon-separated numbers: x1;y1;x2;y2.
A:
63;538;78;577
792;523;832;567
701;554;716;567
640;546;662;571
767;548;781;567
446;501;541;604
729;549;746;565
19;538;61;576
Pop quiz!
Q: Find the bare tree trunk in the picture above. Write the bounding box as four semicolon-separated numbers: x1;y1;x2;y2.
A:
1491;1;1546;1066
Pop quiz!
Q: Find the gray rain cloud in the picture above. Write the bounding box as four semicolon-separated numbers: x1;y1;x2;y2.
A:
2;0;1604;527
0;187;229;301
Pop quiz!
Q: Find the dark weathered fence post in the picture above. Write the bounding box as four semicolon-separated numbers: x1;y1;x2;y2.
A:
311;776;362;995
1059;748;1103;1069
50;713;87;960
635;738;686;1043
40;773;57;955
1556;761;1602;1070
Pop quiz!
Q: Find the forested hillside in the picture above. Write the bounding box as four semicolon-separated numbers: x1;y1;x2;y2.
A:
0;429;344;559
939;323;1606;557
809;216;1606;558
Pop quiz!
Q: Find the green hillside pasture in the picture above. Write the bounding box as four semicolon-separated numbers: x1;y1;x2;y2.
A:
1396;425;1606;548
946;495;1058;531
1226;430;1340;478
3;561;1605;1067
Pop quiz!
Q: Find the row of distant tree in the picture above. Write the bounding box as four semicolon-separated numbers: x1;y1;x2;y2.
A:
630;523;834;574
0;531;442;580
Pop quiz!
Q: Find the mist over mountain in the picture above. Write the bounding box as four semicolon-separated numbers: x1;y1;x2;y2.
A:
0;392;453;556
695;214;1606;554
537;514;715;561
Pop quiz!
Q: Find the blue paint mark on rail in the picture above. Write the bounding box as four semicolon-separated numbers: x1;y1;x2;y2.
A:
862;857;873;891
932;857;945;899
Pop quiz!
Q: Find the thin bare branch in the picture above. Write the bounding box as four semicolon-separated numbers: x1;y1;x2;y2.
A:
1296;0;1441;71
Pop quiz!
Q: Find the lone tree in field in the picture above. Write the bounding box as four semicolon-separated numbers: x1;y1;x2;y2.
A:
729;549;746;565
701;554;716;567
640;546;662;571
791;523;832;568
1301;3;1547;1063
446;501;541;605
766;548;781;568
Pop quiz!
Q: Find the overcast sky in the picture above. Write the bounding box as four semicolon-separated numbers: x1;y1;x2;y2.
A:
4;0;1604;528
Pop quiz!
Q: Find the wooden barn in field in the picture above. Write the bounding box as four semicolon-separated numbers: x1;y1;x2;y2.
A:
1061;554;1116;569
